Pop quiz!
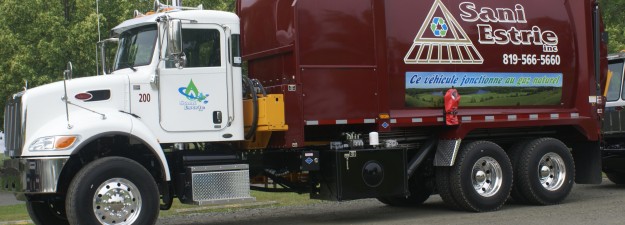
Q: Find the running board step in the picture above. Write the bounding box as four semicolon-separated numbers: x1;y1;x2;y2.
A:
180;164;255;205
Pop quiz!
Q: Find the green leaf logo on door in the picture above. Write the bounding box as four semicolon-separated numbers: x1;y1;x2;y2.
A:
178;79;209;104
178;79;209;111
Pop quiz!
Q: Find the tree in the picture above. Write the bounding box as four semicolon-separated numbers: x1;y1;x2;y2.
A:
0;0;66;129
0;0;234;129
601;0;625;52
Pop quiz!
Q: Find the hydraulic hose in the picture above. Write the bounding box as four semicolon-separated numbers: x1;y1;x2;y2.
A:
243;76;259;140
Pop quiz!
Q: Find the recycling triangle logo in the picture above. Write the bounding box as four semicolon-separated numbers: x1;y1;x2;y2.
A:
404;0;484;65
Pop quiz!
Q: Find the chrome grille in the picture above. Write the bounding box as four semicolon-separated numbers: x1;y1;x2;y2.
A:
4;93;24;157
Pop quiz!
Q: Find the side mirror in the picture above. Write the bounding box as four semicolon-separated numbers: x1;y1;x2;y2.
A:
167;19;183;55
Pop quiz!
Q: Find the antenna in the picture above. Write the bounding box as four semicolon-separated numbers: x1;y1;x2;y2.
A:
96;0;102;75
96;0;101;42
63;62;73;129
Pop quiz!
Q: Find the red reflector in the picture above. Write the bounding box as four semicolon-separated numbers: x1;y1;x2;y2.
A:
75;93;93;101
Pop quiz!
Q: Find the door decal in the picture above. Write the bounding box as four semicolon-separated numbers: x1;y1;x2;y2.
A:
178;79;210;111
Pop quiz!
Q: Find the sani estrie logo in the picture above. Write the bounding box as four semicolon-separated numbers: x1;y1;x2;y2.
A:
404;0;483;65
178;79;209;111
404;0;559;65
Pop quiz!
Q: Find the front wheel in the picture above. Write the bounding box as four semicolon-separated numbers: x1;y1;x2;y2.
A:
66;157;160;225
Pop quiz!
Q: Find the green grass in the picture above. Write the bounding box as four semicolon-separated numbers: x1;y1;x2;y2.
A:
405;89;562;107
0;190;318;222
160;190;318;217
0;204;29;222
461;90;562;106
0;153;317;222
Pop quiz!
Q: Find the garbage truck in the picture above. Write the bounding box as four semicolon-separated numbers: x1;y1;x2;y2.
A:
1;0;607;224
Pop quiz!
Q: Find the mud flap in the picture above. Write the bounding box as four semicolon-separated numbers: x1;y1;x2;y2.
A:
571;141;602;184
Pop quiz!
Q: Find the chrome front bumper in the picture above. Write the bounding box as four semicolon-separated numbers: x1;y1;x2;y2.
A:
1;157;69;200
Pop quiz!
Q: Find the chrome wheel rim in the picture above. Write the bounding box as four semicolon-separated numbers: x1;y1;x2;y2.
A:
471;156;503;197
93;178;142;225
538;152;566;191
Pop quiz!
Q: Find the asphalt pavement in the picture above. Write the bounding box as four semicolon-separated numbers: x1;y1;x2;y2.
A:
157;179;625;225
0;192;21;206
2;179;625;225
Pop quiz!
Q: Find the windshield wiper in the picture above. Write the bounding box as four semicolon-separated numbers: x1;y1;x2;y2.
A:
119;62;137;72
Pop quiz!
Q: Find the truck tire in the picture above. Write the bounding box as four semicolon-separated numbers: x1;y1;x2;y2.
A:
26;199;69;225
66;157;159;225
507;140;530;204
513;138;574;205
606;172;625;184
449;141;513;212
435;166;460;210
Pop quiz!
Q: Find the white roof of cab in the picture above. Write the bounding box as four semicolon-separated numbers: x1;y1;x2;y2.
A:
112;10;239;35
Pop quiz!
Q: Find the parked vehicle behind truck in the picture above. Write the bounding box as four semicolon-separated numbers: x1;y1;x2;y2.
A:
1;0;607;224
602;52;625;184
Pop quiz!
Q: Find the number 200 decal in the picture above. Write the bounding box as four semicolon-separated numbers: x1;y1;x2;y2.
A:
139;93;151;102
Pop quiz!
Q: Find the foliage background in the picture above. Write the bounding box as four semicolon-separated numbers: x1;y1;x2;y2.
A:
0;0;234;129
0;0;622;129
602;0;625;52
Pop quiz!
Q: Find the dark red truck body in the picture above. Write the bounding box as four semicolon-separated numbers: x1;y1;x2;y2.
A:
237;0;606;148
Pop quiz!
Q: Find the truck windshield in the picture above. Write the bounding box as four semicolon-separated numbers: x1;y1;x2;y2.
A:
114;25;157;71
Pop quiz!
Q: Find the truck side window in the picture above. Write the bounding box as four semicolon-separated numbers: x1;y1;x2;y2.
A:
231;34;241;67
607;61;625;102
166;29;221;68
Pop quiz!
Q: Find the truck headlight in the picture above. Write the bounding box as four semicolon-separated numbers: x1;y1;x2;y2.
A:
29;136;79;151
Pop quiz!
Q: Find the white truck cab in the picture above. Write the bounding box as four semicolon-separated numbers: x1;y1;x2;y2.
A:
113;8;244;143
1;2;251;224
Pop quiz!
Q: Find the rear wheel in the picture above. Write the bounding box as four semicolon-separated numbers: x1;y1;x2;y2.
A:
448;141;513;212
26;197;69;225
507;140;530;204
606;172;625;184
513;138;574;205
66;157;159;225
435;166;460;210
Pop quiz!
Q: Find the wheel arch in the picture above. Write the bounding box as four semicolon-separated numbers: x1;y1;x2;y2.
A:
55;131;170;196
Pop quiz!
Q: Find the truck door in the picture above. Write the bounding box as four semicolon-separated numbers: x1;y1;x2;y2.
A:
604;58;625;133
159;24;230;131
